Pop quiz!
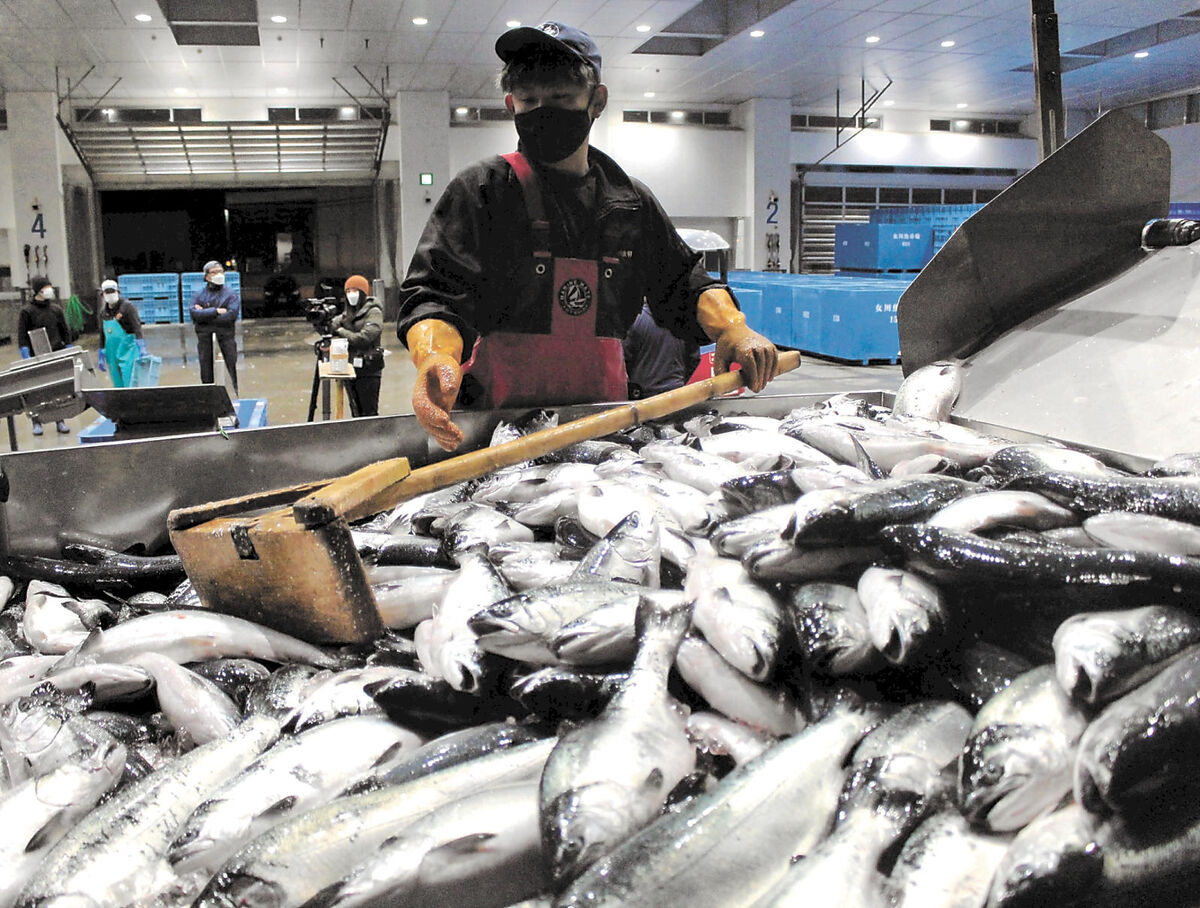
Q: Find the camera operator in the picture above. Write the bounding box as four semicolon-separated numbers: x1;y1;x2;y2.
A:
330;275;385;416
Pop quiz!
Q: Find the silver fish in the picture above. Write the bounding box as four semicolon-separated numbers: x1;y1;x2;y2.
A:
958;665;1088;832
0;737;126;907
540;595;695;884
985;804;1100;908
709;504;793;558
1053;605;1200;705
288;666;419;731
54;610;340;669
743;537;881;582
0;654;62;704
891;360;963;422
443;504;535;560
699;428;837;471
128;652;240;746
371;566;458;630
1082;510;1200;555
0;694;122;785
557;703;881;908
796;422;1003;472
489;542;578;591
675;635;802;735
928;490;1077;534
196;737;555;908
22;581;99;655
18;715;280;908
852;700;973;772
638;441;751;493
786;582;880;676
470;581;643;665
169;715;422;877
753;753;943;908
320;781;547;908
1074;644;1200;817
890;809;1010;908
685;554;781;681
857;566;946;665
471;463;599;504
425;551;509;692
685;711;775;765
570;509;661;588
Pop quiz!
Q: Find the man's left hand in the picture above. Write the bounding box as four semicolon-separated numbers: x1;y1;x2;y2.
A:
713;323;779;392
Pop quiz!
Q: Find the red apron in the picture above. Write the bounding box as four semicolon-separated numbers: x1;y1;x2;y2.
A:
463;152;628;409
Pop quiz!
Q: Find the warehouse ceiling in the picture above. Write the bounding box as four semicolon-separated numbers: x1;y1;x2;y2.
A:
1;0;1198;181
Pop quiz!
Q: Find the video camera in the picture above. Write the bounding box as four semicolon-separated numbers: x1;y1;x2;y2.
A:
304;296;341;336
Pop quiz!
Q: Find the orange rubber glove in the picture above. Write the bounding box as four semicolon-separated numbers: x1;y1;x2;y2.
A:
696;288;783;393
406;319;465;451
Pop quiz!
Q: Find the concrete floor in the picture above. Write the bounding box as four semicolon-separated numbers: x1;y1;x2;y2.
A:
6;318;903;452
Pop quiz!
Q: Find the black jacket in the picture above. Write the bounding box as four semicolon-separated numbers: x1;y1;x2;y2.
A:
332;296;385;372
18;301;71;352
100;298;144;339
397;146;724;353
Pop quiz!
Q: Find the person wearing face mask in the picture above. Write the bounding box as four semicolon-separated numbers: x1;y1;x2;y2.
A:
96;279;148;388
189;260;240;395
329;274;385;417
397;21;782;452
17;275;73;435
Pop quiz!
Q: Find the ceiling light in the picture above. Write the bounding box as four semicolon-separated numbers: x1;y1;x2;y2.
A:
644;91;656;98
956;103;968;109
940;40;955;48
670;110;685;120
956;120;970;127
750;30;765;38
271;15;287;24
341;106;356;115
636;24;651;33
1134;50;1149;58
455;106;469;115
865;35;881;44
275;87;289;95
883;99;895;106
506;20;521;28
134;13;152;22
412;17;428;26
173;87;189;95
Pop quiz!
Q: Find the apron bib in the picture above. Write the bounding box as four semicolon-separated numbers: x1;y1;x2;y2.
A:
102;314;139;388
463;152;628;410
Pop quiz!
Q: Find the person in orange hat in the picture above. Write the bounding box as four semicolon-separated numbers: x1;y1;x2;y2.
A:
331;275;385;416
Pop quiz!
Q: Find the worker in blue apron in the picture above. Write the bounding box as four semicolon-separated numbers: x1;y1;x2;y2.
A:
398;22;781;451
97;279;148;387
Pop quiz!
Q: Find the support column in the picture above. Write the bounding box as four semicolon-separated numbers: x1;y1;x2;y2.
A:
395;91;450;281
738;98;792;272
6;93;72;297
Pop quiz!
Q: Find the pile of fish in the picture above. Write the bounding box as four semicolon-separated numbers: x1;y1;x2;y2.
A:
5;359;1200;907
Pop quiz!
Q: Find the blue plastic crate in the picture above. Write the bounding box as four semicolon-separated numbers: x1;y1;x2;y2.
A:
730;279;793;347
729;287;763;336
129;355;162;387
127;296;181;324
814;286;902;364
182;271;242;313
118;273;179;298
834;223;932;272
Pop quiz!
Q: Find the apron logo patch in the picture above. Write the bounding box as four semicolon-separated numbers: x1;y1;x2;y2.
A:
557;277;593;316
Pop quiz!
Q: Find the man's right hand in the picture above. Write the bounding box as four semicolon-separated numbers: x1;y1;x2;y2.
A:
406;318;466;452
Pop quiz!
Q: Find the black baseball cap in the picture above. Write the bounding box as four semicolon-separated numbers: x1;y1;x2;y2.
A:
496;21;602;79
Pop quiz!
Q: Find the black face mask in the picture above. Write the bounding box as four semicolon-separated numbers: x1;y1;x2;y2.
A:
514;105;594;164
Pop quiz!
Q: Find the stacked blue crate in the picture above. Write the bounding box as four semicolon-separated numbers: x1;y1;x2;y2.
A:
182;272;242;317
728;271;909;362
118;273;181;324
834;223;932;272
1169;202;1200;220
868;204;984;257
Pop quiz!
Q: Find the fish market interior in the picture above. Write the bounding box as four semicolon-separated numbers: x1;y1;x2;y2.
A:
2;2;1200;906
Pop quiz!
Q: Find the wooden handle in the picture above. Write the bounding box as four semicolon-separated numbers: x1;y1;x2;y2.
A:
353;349;801;517
293;457;412;527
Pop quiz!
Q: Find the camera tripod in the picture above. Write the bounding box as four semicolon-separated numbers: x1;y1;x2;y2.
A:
306;334;360;422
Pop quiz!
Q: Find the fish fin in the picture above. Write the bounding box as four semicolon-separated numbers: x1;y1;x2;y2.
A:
25;815;73;852
255;795;297;821
643;767;664;791
849;434;887;480
419;833;497;876
371;739;410;767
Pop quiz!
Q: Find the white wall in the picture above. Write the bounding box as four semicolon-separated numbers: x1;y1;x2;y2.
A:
790;128;1040;170
0;134;13;275
1160;123;1200;202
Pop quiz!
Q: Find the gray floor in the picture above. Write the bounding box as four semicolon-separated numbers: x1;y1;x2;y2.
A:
7;318;903;452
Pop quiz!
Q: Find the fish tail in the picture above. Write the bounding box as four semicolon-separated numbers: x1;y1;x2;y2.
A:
634;593;693;648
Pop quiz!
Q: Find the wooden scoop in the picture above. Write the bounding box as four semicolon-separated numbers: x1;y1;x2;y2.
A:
168;350;800;643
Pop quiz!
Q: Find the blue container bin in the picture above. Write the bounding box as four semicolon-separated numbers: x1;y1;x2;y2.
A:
816;286;902;364
835;223;932;272
129;355;162;387
730;287;763;336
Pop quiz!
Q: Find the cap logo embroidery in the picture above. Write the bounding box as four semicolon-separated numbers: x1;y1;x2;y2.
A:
540;22;561;36
558;277;592;316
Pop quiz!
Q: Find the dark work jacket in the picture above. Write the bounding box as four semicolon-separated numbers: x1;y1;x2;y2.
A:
17;300;71;351
332;297;385;373
189;284;240;336
396;145;726;354
100;298;144;339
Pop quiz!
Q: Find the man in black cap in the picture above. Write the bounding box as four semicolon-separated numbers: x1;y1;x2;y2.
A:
398;21;782;451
